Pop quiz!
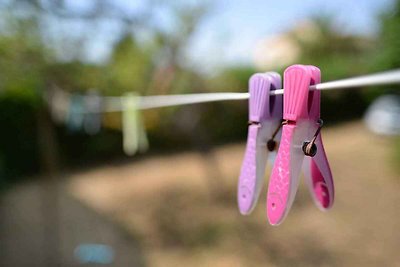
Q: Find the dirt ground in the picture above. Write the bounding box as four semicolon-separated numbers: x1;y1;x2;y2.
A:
69;121;400;267
0;181;145;267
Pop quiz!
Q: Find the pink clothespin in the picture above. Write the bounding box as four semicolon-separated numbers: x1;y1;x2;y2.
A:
238;72;283;215
266;65;334;225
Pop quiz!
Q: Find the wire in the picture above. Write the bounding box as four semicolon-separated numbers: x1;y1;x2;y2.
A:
51;69;400;112
102;69;400;111
310;69;400;91
96;93;249;112
138;92;249;110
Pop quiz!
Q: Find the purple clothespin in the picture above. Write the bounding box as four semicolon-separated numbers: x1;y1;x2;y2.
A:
238;72;283;215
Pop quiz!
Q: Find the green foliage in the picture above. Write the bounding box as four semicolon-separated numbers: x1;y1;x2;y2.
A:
0;0;399;184
356;0;400;103
47;62;105;93
375;0;400;71
375;0;400;171
0;92;39;182
291;16;380;121
0;16;48;185
0;18;47;103
207;66;257;93
107;36;153;95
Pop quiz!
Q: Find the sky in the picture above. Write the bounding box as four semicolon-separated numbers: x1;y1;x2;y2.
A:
52;0;395;71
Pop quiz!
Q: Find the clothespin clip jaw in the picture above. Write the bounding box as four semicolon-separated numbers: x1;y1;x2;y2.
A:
238;72;282;215
302;66;334;211
266;65;334;225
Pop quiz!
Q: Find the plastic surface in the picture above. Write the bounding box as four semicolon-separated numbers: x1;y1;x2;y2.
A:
122;93;149;156
267;65;334;225
238;72;282;215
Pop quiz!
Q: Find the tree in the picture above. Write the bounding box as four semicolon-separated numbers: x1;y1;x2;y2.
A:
376;0;400;71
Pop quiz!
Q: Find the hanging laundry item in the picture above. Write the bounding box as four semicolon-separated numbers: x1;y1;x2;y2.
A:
267;65;334;225
84;89;103;135
122;93;148;156
364;94;400;135
67;94;85;133
238;72;283;215
49;86;70;124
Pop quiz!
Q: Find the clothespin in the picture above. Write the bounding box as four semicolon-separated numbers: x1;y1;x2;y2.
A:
267;64;334;225
238;72;283;215
67;94;85;132
49;86;69;124
122;93;148;156
84;89;102;135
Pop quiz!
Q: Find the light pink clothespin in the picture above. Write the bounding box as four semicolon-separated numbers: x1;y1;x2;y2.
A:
238;72;283;215
267;65;334;225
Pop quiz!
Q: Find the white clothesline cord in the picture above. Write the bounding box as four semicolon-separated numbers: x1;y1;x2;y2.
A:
136;93;249;110
269;69;400;95
53;69;400;112
112;69;400;111
310;69;400;91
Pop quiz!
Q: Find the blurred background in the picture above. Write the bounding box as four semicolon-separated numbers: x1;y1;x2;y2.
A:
0;0;399;266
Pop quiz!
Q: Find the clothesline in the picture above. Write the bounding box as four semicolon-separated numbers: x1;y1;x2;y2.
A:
50;68;400;114
47;68;400;156
92;69;400;111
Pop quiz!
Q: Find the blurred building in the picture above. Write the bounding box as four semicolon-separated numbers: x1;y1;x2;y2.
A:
253;20;321;70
